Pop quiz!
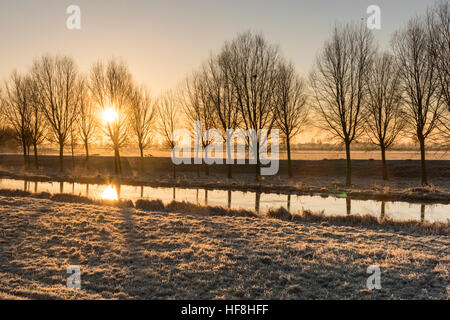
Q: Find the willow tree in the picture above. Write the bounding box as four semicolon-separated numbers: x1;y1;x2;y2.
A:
274;61;308;178
365;52;405;180
90;59;132;175
31;55;79;172
392;17;446;185
310;23;375;186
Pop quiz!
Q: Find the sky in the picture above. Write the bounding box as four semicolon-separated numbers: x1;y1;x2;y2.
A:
0;0;439;143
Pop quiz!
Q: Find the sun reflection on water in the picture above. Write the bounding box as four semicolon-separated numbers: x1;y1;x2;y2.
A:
101;185;119;200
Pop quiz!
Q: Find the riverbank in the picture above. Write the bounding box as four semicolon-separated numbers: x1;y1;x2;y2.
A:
0;193;448;299
0;154;449;204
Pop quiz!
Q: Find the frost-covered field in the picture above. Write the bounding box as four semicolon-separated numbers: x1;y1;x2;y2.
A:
0;195;448;299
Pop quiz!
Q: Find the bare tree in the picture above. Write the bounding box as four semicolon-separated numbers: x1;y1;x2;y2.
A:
89;59;132;175
27;76;46;168
181;70;215;176
392;17;446;185
31;55;80;172
157;90;181;178
427;1;450;145
221;32;280;179
76;77;98;168
365;52;405;180
129;84;156;171
274;61;309;177
310;23;375;186
2;71;32;169
427;1;450;110
203;55;241;178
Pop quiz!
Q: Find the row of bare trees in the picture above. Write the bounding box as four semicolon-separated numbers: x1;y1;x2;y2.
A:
0;1;448;186
174;0;448;185
174;32;309;180
0;56;159;174
311;1;449;186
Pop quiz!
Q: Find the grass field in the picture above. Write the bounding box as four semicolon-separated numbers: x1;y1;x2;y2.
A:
0;194;448;299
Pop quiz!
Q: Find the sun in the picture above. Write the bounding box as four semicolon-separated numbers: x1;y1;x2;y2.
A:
102;107;118;123
101;185;118;201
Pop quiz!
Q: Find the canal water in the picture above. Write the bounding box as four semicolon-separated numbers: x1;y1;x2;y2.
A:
0;178;448;223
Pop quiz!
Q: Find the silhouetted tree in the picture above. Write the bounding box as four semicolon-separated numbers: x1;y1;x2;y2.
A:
203;55;241;179
31;55;80;172
76;76;98;168
89;59;132;175
181;71;214;176
157;90;181;179
426;1;450;145
310;23;375;186
130;84;156;171
365;52;405;180
27;77;46;168
221;32;280;179
392;17;446;185
2;71;32;169
274;61;309;177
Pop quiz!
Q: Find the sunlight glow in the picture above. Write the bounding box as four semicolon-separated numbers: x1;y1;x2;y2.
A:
101;185;119;200
102;107;118;124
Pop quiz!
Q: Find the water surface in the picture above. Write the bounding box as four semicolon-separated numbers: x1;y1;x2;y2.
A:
0;178;448;223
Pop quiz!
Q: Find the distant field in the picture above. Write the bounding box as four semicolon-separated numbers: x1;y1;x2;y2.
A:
3;148;449;160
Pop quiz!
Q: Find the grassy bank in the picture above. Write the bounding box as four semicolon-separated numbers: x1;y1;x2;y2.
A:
0;193;448;299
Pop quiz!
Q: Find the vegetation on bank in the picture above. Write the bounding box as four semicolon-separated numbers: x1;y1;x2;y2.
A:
0;188;447;235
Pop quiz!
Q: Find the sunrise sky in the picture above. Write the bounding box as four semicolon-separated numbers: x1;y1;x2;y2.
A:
0;0;439;143
0;0;436;92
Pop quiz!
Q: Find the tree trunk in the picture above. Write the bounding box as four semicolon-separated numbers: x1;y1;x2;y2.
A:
419;137;428;186
139;145;144;172
33;142;39;169
114;147;122;175
227;164;232;179
27;145;31;165
255;192;261;213
345;140;352;186
173;163;176;179
381;145;388;180
255;137;260;180
84;141;89;169
22;142;28;170
286;136;292;177
71;142;75;169
59;142;64;172
346;197;351;215
204;163;210;176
